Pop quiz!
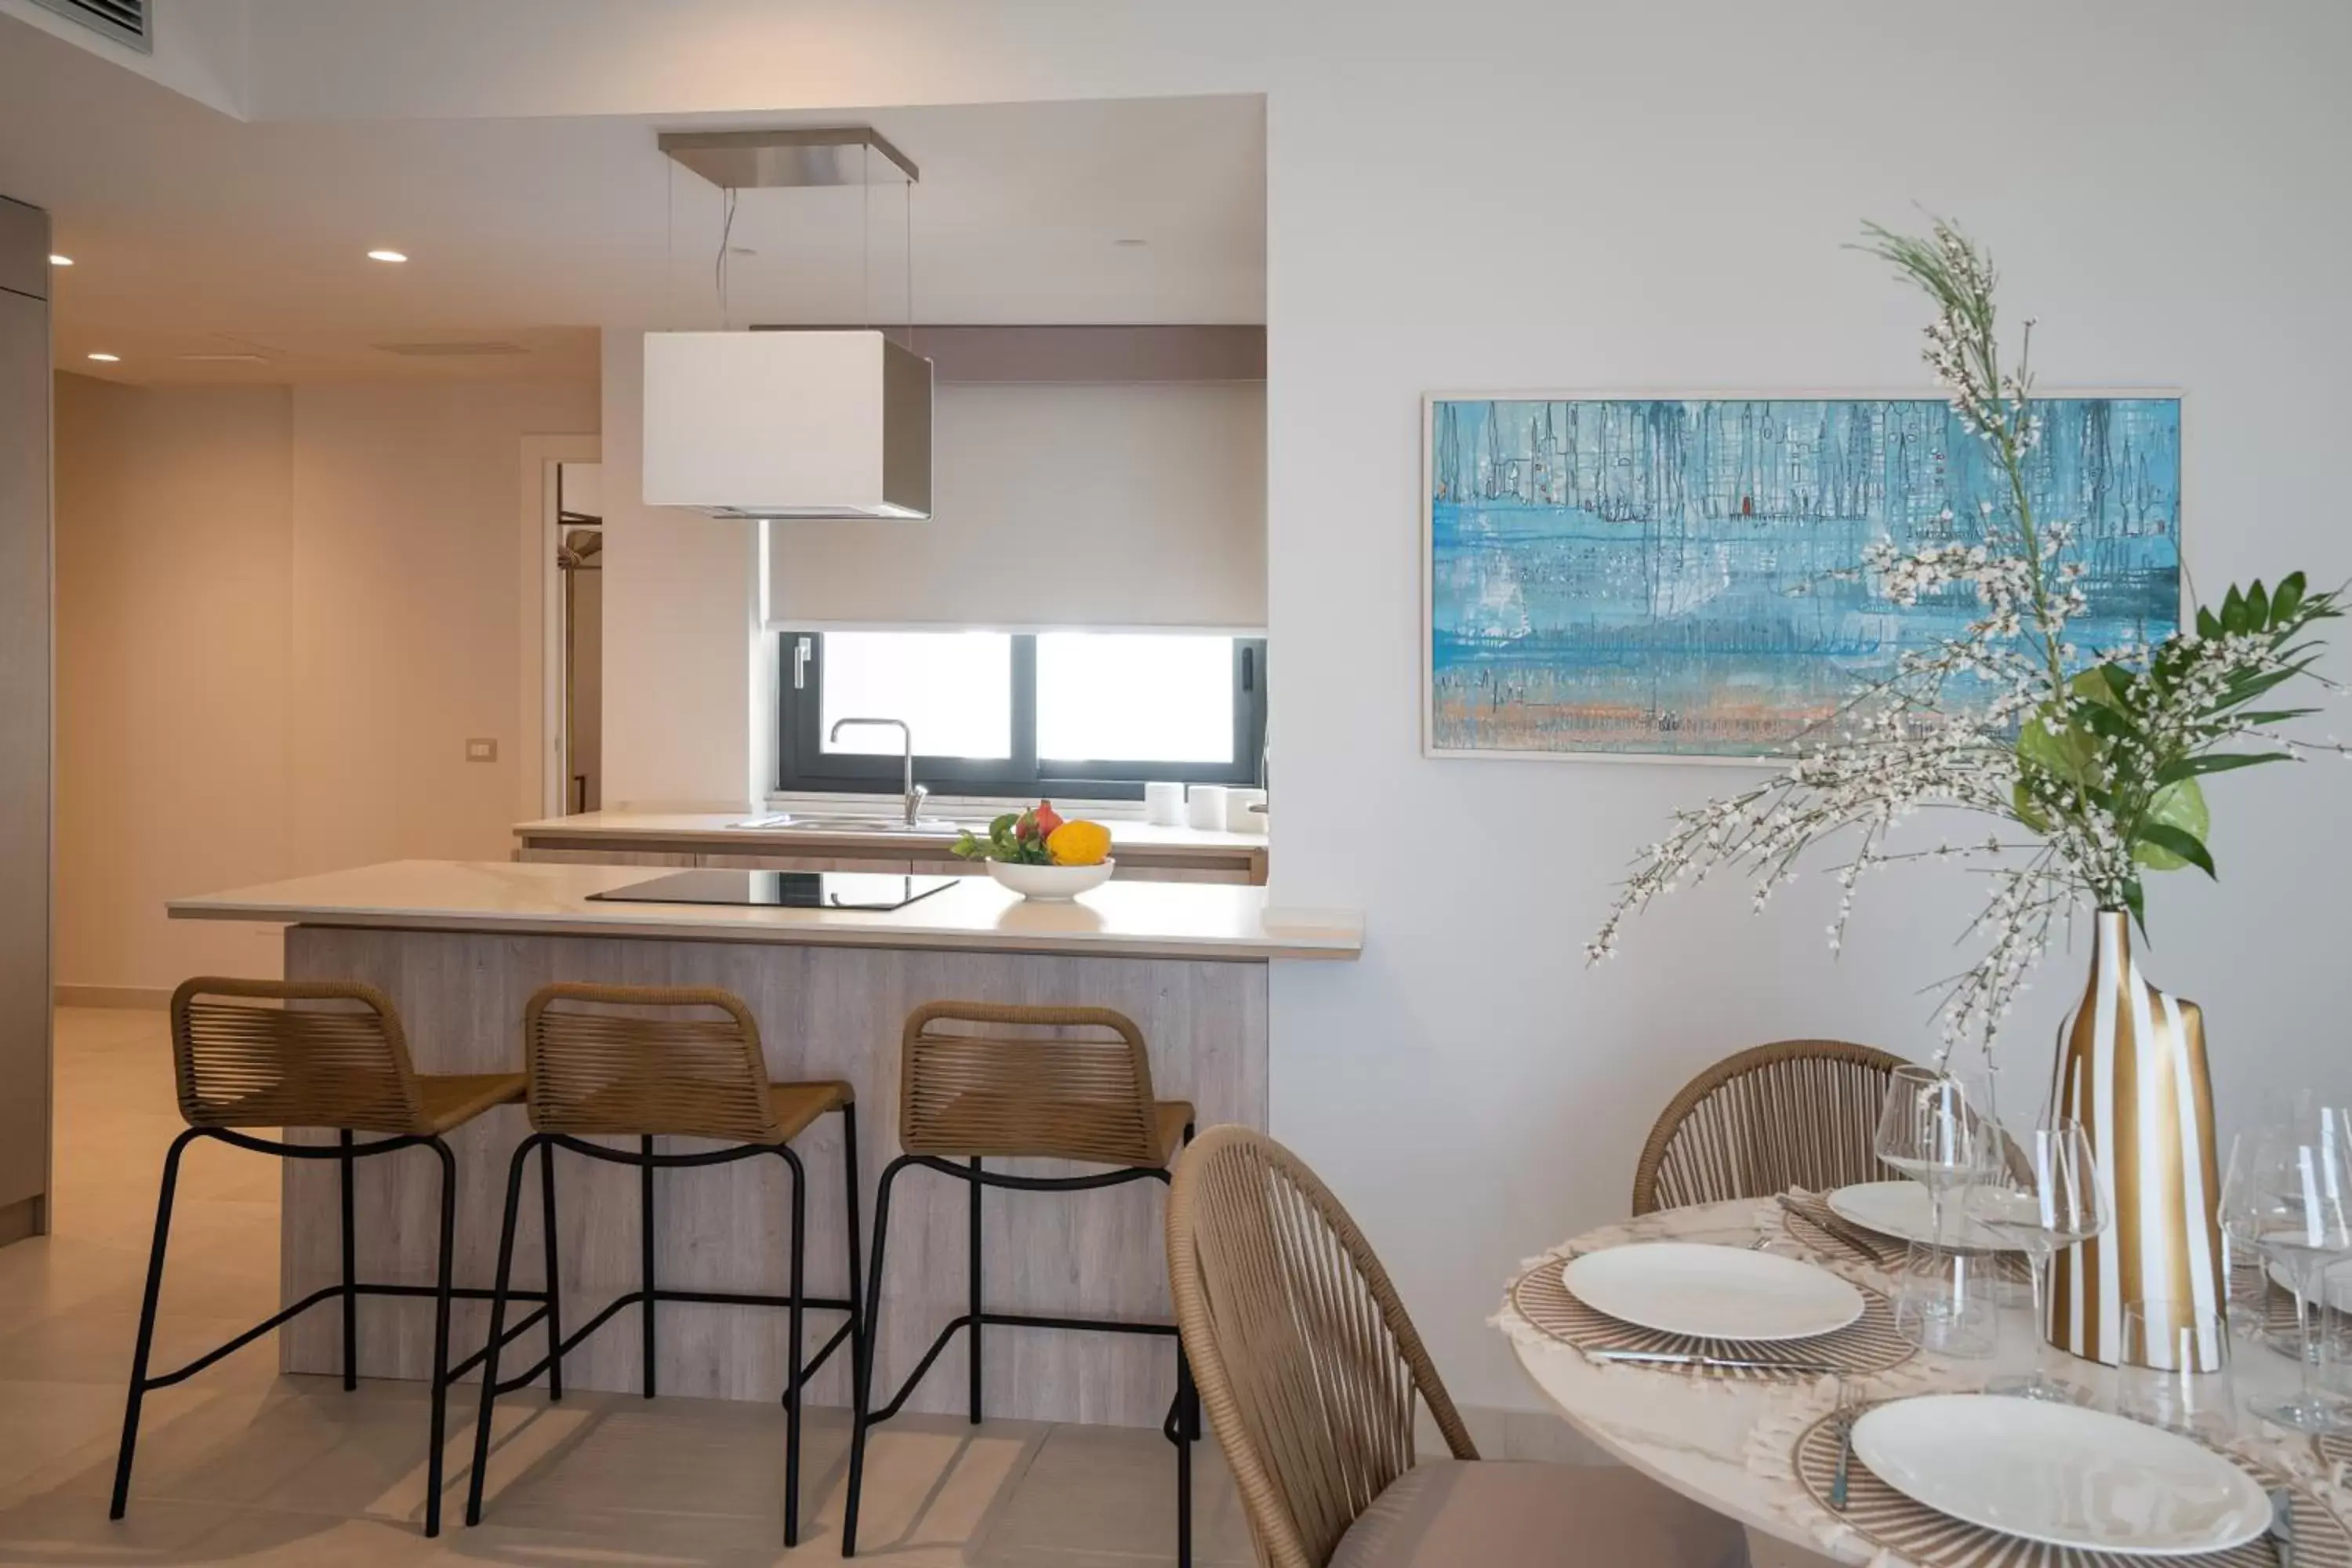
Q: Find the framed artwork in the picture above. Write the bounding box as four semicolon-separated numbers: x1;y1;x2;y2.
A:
1422;394;2183;761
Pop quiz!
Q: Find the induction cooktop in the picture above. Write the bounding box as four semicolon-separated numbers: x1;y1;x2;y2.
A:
586;869;957;913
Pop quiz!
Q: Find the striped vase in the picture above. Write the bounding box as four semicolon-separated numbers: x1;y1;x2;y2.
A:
2045;909;2227;1369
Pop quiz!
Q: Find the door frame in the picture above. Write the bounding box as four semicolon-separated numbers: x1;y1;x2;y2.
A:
516;435;599;823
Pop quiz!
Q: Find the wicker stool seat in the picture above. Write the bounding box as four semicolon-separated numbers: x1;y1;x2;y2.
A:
1631;1038;1907;1214
1169;1127;1748;1568
113;978;550;1540
841;1003;1200;1561
464;984;862;1550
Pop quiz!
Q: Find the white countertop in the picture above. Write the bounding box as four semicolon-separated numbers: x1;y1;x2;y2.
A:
512;809;1269;853
169;859;1357;963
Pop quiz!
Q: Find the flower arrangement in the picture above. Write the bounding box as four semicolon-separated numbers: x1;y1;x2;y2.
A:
1588;218;2346;1060
950;800;1112;867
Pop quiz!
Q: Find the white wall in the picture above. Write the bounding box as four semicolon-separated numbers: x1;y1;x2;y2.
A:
54;372;598;991
240;0;2352;1413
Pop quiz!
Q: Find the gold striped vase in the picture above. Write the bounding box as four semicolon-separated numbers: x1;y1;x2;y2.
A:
2046;909;2226;1368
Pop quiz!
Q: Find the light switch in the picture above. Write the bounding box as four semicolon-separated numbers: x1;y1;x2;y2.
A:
465;739;498;763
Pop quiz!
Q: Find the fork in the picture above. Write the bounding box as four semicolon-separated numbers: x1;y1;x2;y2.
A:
1828;1380;1867;1512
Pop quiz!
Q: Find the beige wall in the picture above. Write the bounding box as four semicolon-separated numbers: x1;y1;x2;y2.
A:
54;372;597;993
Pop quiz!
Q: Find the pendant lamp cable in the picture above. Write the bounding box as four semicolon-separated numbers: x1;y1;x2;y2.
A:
862;143;872;333
715;186;739;328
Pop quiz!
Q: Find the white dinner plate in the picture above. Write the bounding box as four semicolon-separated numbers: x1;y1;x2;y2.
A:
1828;1181;2025;1252
1851;1394;2271;1556
1560;1242;1863;1341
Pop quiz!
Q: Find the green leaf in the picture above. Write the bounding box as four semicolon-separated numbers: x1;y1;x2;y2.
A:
2222;586;2248;635
2272;572;2307;626
2121;877;2147;936
2076;664;2133;710
2197;606;2223;641
2131;778;2211;873
2018;711;2107;784
2137;822;2217;879
2233;708;2320;728
2074;702;2138;743
2154;751;2295;785
2011;780;2053;834
2245;580;2270;630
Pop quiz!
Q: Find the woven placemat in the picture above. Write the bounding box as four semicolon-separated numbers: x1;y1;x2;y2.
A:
1508;1254;1915;1382
1792;1404;2346;1566
1780;1190;2031;1283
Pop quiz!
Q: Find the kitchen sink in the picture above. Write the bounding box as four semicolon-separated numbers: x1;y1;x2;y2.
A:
730;814;978;836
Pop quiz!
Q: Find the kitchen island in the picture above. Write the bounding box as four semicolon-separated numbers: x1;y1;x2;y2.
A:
168;860;1356;1425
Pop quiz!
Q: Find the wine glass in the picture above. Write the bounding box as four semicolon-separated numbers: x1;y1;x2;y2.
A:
2220;1109;2352;1433
1965;1120;2107;1401
1875;1065;1983;1245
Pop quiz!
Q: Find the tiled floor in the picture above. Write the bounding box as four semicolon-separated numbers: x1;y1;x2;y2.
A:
0;1007;1257;1566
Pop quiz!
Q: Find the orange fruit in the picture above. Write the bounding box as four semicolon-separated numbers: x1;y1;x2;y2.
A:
1045;820;1111;867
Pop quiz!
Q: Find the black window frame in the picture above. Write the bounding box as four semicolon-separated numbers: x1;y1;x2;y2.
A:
778;630;1267;802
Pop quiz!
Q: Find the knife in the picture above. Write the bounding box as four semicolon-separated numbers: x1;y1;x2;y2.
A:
1777;1194;1898;1264
1586;1348;1842;1375
2270;1486;2295;1568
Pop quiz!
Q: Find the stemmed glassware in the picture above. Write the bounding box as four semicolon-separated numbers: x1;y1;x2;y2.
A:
2220;1105;2352;1434
1965;1120;2108;1401
1878;1065;2000;1354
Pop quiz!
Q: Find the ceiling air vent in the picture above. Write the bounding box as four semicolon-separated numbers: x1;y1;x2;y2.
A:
374;340;530;358
29;0;151;53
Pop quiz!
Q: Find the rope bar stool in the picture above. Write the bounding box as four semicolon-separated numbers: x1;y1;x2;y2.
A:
1631;1038;1909;1214
840;1001;1199;1562
113;978;550;1539
464;983;861;1548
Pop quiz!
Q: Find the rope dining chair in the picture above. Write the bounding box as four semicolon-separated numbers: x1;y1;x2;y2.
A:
841;1000;1198;1561
1630;1039;1909;1214
114;978;548;1538
1167;1126;1749;1567
463;983;861;1548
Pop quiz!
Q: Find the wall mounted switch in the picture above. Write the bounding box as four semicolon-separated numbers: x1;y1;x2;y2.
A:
465;739;498;763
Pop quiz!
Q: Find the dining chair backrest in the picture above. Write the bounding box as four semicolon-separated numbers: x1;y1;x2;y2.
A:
898;1000;1163;1165
1632;1038;1909;1214
170;976;430;1135
1167;1125;1477;1568
523;982;782;1142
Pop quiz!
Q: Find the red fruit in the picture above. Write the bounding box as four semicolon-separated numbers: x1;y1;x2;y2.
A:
1033;800;1066;837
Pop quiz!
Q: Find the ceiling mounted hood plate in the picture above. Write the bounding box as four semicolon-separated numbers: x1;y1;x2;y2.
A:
658;129;917;189
642;330;932;521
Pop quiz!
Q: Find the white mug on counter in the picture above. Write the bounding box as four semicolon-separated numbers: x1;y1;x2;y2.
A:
1186;785;1229;830
1223;788;1268;833
1144;781;1185;826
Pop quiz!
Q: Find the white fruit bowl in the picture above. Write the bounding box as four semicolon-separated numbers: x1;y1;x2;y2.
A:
984;859;1115;901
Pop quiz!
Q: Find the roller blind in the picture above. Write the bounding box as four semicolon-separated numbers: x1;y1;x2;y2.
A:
762;380;1265;630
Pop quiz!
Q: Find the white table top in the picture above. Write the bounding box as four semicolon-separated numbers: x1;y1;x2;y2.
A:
1502;1198;2345;1564
167;858;1361;963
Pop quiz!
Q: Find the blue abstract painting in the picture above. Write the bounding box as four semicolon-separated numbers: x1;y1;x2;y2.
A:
1425;397;2181;759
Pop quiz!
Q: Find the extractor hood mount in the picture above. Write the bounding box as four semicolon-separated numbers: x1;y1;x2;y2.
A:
644;125;934;522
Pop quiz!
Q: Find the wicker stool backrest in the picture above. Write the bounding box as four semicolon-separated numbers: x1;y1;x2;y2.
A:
898;1001;1160;1165
1632;1038;1910;1214
524;983;779;1142
169;976;429;1134
1167;1125;1477;1568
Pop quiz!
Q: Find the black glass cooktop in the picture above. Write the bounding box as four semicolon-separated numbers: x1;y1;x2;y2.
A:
586;869;956;913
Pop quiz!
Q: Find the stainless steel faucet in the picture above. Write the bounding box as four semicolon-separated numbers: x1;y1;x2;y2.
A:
827;717;930;826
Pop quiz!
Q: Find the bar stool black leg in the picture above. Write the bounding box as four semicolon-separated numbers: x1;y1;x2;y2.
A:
967;1156;982;1425
423;1137;458;1538
1174;1346;1196;1568
339;1129;358;1391
111;1127;199;1520
841;1152;910;1557
538;1139;564;1401
840;1105;865;1392
465;1137;535;1529
640;1134;657;1398
779;1144;807;1546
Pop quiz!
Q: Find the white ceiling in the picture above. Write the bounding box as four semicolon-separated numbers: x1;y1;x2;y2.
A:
0;14;1265;385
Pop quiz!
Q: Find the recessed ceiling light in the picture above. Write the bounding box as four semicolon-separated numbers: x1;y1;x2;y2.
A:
49;254;72;267
1112;238;1148;248
87;352;120;362
366;249;408;263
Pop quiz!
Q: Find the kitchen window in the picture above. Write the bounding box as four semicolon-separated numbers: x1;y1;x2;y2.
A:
779;630;1267;800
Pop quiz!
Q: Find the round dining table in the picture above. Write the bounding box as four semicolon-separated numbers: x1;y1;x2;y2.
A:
1500;1196;2346;1566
